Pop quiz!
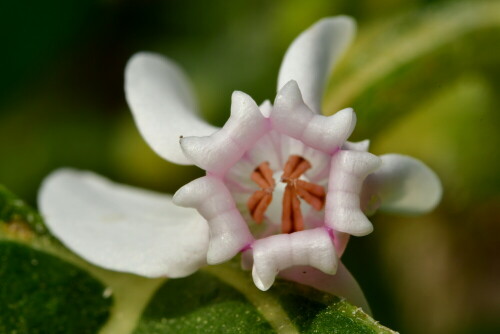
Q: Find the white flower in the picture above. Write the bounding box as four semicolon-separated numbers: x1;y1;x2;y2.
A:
38;17;441;311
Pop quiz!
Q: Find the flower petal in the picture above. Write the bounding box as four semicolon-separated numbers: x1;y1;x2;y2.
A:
125;52;218;165
280;262;371;314
333;230;350;258
272;80;356;154
363;154;442;215
173;175;255;264
38;169;209;278
180;91;268;175
278;16;356;113
259;99;273;117
251;227;338;291
342;139;370;152
325;150;381;236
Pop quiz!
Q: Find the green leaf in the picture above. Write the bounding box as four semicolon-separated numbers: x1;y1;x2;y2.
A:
0;186;113;334
134;271;274;334
0;241;112;334
0;185;48;236
135;264;397;334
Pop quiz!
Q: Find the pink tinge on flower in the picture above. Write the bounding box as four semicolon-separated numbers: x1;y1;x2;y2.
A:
173;78;382;291
172;174;254;265
38;16;442;312
326;150;382;236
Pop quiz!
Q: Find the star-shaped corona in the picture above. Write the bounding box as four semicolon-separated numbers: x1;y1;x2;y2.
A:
38;16;442;310
173;79;383;290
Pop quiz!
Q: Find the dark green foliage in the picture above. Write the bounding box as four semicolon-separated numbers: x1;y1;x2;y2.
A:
135;271;395;334
134;272;274;334
274;282;383;334
0;185;47;235
277;292;329;332
307;302;377;334
0;241;112;334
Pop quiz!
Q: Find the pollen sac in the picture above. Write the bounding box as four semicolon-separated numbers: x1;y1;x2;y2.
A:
247;162;275;224
246;156;327;235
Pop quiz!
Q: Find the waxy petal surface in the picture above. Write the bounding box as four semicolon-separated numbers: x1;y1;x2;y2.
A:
259;100;273;117
251;227;337;291
342;139;370;152
280;263;371;314
363;154;442;214
125;52;218;165
180;91;268;175
174;176;255;264
272;81;356;154
326;150;382;236
39;169;209;278
278;16;356;113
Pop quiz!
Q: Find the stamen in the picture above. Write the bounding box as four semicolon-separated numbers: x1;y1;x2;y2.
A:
291;191;303;231
258;162;275;188
280;155;325;233
289;159;311;179
248;162;276;224
295;186;324;210
251;170;270;189
247;156;325;234
251;162;275;189
281;185;293;233
296;180;325;198
282;155;302;178
252;193;273;223
247;190;266;213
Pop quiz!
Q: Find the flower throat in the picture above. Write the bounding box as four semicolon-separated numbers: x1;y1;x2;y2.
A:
247;155;326;234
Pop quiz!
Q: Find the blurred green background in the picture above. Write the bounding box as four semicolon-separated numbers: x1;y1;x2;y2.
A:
1;0;499;333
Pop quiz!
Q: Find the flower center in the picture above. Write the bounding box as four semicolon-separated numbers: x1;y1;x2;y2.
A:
247;155;325;234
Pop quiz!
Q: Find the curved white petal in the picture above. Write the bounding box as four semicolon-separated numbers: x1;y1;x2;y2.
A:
272;81;356;154
125;52;218;165
180;91;269;175
278;16;356;113
325;150;381;236
38;169;209;278
252;228;338;291
280;263;371;314
173;175;255;264
259;99;273;118
363;154;442;215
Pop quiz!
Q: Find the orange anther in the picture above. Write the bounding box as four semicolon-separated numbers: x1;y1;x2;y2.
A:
291;191;304;232
281;185;293;233
282;155;302;178
295;186;324;210
296;180;325;198
258;162;275;188
252;193;273;224
247;190;266;213
280;155;325;233
248;162;276;224
247;156;325;234
251;170;270;189
289;159;311;179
